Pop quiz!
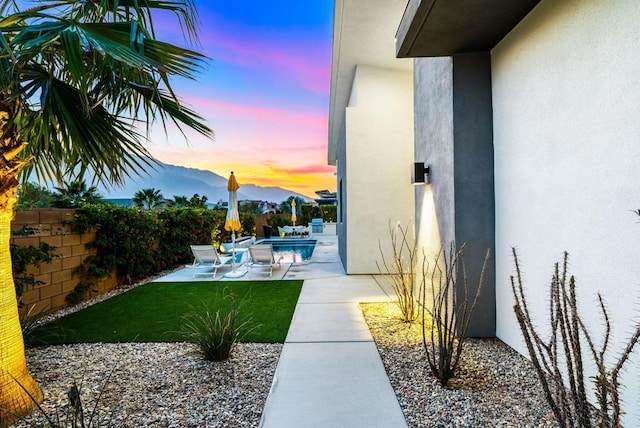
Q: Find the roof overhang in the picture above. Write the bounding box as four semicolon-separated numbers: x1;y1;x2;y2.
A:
396;0;541;57
328;0;412;165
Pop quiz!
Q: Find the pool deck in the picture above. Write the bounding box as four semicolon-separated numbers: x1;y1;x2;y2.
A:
156;235;348;282
157;235;408;427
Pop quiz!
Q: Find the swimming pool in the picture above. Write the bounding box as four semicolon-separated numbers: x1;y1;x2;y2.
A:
255;238;317;263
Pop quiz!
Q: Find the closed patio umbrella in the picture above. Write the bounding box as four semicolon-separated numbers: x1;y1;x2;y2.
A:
224;172;244;277
291;199;297;226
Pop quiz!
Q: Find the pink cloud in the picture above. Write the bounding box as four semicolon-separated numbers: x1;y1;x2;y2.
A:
274;164;335;175
199;25;330;95
187;96;327;130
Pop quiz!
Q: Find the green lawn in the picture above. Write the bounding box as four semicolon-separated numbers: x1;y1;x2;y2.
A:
32;280;303;344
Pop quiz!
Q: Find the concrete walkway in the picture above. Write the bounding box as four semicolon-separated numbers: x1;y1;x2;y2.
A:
157;236;408;427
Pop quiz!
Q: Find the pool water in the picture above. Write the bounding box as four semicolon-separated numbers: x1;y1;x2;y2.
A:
255;238;317;263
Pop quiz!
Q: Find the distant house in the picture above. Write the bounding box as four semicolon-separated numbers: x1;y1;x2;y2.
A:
330;0;640;424
257;201;279;214
314;189;337;206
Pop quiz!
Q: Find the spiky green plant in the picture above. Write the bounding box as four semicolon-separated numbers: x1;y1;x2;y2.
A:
180;290;258;361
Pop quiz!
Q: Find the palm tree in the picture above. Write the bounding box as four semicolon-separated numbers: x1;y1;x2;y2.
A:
133;188;165;210
188;193;208;208
166;195;190;208
0;0;211;422
279;196;306;214
51;179;104;207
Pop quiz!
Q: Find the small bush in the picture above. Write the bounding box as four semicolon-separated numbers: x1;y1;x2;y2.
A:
377;221;419;323
267;214;291;229
15;370;124;427
421;243;489;386
19;305;63;349
180;290;257;361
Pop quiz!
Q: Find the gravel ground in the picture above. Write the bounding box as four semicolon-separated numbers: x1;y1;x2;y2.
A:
361;302;558;428
14;273;281;428
16;342;280;427
15;276;557;427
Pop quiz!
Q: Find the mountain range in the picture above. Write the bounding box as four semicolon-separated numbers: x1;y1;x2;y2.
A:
89;160;312;204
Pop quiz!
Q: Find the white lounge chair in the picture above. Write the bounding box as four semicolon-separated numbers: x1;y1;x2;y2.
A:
189;245;234;278
293;225;309;236
278;226;294;237
248;244;283;277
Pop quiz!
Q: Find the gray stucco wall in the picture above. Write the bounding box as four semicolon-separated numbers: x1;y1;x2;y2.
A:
414;57;455;248
414;53;496;337
452;53;496;337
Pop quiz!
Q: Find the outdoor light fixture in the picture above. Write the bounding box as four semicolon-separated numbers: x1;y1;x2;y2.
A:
412;162;430;184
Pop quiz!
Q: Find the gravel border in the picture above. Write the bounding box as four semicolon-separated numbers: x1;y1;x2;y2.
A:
17;276;558;427
15;272;281;427
16;342;281;427
361;302;558;427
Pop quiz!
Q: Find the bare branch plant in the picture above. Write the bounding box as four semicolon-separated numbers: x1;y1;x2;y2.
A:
421;243;490;386
377;221;419;323
511;249;640;427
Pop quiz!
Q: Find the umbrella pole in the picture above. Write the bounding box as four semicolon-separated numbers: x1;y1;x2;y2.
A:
231;232;236;271
224;231;247;277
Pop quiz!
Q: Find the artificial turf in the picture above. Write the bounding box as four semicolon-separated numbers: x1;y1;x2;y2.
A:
31;280;303;344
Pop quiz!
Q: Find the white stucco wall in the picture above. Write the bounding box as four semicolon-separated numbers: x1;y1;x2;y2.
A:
344;65;414;273
492;0;640;424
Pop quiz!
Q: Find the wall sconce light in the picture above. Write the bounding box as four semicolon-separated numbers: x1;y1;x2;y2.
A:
412;162;430;185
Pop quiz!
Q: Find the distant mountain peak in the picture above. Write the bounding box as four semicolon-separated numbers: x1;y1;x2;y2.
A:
92;159;312;204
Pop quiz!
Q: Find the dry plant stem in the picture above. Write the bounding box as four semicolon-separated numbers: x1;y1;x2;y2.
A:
510;249;640;428
377;221;419;323
421;242;489;386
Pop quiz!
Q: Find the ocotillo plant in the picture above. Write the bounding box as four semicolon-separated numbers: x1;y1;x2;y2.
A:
511;249;640;428
377;221;420;323
421;243;489;386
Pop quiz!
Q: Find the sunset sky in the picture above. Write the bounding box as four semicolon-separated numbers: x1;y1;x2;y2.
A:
149;1;336;198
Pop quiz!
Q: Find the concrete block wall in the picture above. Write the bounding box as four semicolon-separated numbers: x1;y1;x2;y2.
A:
11;209;118;315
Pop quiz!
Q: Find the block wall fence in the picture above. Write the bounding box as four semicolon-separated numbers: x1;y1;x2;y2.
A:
11;209;326;315
11;208;118;315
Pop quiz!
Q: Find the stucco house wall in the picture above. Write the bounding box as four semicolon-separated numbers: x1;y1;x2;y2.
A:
413;54;496;337
414;57;453;261
492;0;640;423
343;65;414;273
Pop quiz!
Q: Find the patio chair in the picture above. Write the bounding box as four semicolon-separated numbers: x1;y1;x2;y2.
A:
190;245;234;278
248;244;283;277
278;226;294;237
293;225;309;236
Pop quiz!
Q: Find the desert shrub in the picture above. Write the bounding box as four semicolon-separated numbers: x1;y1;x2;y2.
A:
266;214;290;229
421;243;489;386
511;249;640;428
298;204;337;225
377;221;419;323
43;204;256;304
14;369;124;427
73;204;159;285
157;208;218;268
210;209;256;243
180;291;257;361
69;205;223;304
19;305;63;349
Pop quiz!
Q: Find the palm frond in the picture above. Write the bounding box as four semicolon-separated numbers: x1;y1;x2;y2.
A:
1;0;210;188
